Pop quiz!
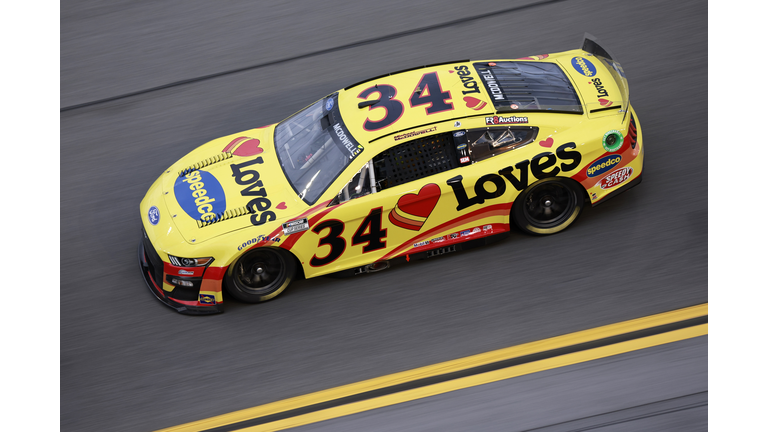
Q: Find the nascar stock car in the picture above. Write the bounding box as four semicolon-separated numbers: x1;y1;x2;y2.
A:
139;35;643;314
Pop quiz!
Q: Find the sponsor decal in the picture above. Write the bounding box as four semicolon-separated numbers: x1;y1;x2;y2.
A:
238;235;281;251
431;236;446;243
223;137;263;156
282;218;309;235
598;98;613;107
148;206;160;225
276;202;287;210
460;156;470;164
571;56;597;77
602;130;624;152
457;143;468;150
332;123;363;158
599;167;633;189
588;78;609;98
483;224;493;231
453;65;481;95
454;121;462;127
606;59;626;78
591;192;598;201
510;104;519;110
449;233;459;239
471;227;481;234
587;155;622;177
539;137;554;148
230;158;276;226
325;98;334;111
199;294;216;305
485;116;528;125
174;170;227;221
389;184;441;231
478;68;505;101
448;143;582;211
178;269;194;275
395;127;437;141
454;131;466;138
463;96;487;111
413;240;430;248
460;230;471;237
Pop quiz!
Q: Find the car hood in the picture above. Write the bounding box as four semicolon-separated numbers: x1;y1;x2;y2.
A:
159;125;310;244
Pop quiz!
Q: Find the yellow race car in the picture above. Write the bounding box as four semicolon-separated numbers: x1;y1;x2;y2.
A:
139;35;643;314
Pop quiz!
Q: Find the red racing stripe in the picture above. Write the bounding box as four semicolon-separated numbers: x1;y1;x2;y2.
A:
381;202;512;260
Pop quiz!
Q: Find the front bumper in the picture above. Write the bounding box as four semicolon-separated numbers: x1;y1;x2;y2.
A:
138;230;224;315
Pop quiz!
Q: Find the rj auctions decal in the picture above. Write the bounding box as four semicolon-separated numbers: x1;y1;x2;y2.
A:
485;116;528;125
599;167;633;189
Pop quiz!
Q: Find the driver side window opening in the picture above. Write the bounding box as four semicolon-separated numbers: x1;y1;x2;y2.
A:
372;132;458;191
461;127;538;163
334;132;459;204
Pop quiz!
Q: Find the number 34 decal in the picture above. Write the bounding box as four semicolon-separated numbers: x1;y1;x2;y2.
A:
357;72;454;131
310;208;387;267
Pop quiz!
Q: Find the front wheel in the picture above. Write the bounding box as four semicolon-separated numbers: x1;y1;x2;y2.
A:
511;177;584;235
225;248;296;303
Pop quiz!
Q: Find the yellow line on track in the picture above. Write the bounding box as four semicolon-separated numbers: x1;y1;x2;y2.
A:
158;303;707;432
242;324;708;432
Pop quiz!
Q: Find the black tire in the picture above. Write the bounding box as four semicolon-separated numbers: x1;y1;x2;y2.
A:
511;177;584;235
225;248;296;303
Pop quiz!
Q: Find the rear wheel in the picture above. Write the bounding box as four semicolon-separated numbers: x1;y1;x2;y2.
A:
512;177;584;235
225;248;296;303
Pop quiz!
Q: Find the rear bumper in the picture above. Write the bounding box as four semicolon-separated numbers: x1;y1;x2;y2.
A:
590;172;642;207
138;230;224;315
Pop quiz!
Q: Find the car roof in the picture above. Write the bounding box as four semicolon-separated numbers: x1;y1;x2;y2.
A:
335;52;586;148
337;60;496;145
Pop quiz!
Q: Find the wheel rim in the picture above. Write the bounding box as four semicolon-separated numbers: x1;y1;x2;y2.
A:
523;182;576;228
233;250;286;296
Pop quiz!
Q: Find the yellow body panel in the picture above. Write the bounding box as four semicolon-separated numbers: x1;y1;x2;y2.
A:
140;43;643;307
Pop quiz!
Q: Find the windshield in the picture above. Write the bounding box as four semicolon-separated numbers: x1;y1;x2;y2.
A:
274;94;364;204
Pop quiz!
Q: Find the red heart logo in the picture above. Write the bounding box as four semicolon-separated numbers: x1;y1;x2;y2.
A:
276;202;287;210
463;96;487;111
222;137;263;156
539;137;554;148
388;184;441;231
598;98;613;107
233;139;263;156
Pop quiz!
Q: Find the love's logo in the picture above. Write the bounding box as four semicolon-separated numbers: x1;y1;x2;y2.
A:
388;184;441;231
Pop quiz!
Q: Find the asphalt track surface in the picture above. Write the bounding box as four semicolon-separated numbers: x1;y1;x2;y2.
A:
60;1;707;430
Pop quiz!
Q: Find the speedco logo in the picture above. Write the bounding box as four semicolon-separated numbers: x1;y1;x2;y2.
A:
571;57;597;77
587;155;621;177
174;170;227;220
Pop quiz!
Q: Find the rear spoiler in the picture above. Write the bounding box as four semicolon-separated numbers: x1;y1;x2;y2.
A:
581;33;617;61
580;33;630;121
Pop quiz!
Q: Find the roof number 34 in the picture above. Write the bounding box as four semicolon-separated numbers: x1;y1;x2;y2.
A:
357;72;453;132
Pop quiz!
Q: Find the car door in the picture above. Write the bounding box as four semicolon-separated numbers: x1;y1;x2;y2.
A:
297;129;496;277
